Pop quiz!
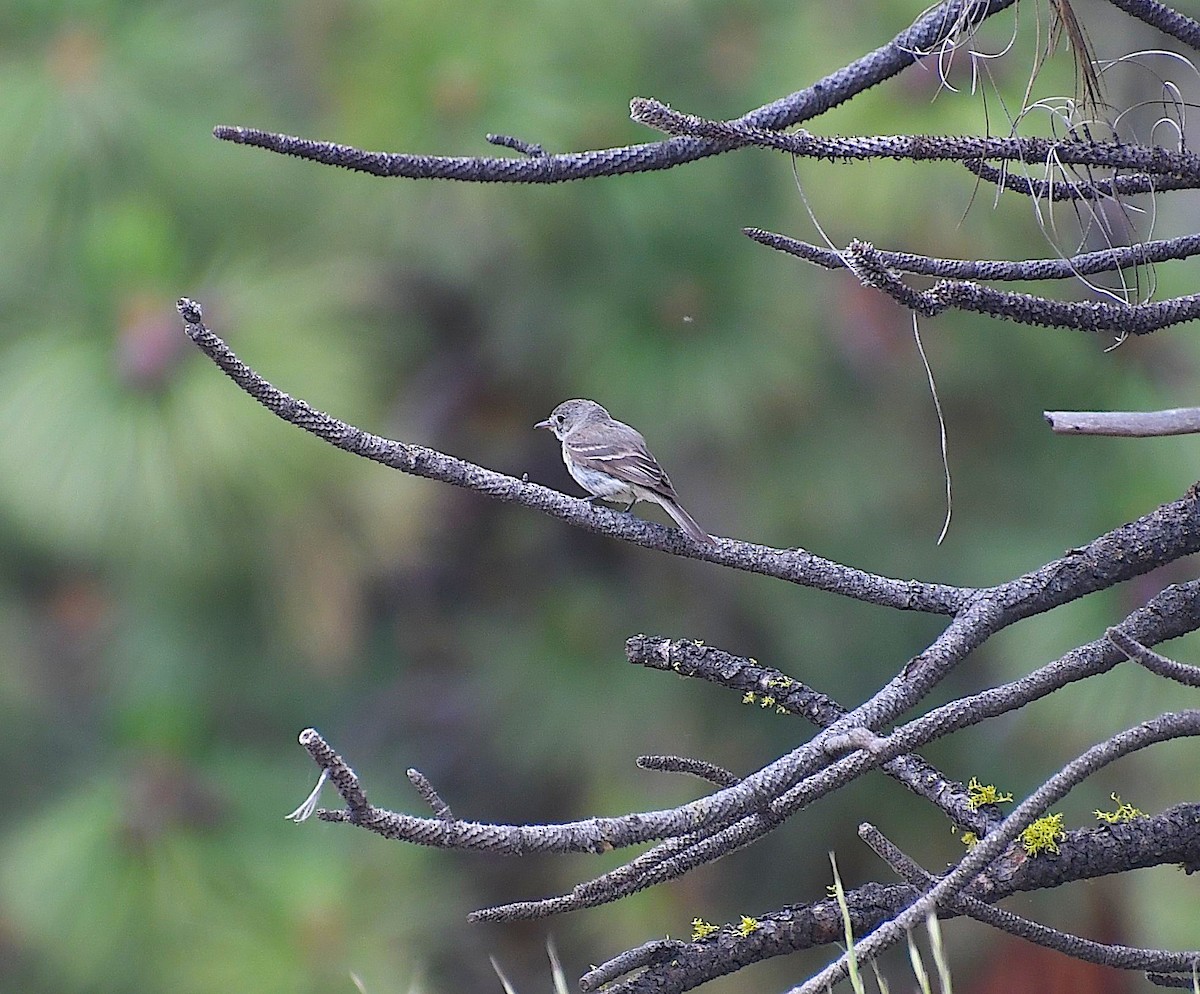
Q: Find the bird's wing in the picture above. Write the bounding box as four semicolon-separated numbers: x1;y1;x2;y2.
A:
566;421;678;498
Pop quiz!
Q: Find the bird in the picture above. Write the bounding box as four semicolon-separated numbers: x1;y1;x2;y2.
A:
535;398;715;545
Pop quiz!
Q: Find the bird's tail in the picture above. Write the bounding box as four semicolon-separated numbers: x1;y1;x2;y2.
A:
659;495;716;545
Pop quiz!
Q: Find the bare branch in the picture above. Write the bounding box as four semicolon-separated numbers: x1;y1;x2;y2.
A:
960;158;1195;200
1107;627;1200;685
580;940;686;993
174;298;970;614
636;755;741;788
1102;0;1200;49
1045;407;1200;436
485;133;546;157
840;241;1200;333
741;234;1200;334
210;0;1018;183
298;727;368;813
917;280;1200;332
407;768;455;821
628;97;1200;181
1148;971;1200;988
746;227;1200;281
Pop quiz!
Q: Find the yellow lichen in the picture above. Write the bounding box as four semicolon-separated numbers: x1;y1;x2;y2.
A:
1021;813;1066;855
1094;793;1144;824
737;915;759;936
966;777;1014;810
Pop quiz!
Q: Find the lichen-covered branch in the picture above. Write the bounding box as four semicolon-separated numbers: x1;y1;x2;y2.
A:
798;711;1200;993
585;803;1200;992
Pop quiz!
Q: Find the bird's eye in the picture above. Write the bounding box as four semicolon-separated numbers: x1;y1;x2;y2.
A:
555;414;564;424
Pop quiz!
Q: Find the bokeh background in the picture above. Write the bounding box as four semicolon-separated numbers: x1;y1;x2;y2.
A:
3;1;1199;991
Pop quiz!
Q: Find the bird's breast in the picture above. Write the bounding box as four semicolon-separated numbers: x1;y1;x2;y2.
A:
563;449;638;502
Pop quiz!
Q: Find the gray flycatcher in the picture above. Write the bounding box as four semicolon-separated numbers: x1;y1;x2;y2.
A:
535;399;715;545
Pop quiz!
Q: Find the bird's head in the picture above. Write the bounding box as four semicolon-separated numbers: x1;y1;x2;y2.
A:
534;398;610;438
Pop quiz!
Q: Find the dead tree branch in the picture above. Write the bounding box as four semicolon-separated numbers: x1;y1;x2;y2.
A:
211;0;1019;182
192;0;1200;987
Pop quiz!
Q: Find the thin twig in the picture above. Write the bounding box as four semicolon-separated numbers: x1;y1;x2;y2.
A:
407;768;455;821
1107;627;1200;686
637;756;741;788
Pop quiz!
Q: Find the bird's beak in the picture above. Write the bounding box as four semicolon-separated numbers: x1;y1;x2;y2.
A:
534;418;553;430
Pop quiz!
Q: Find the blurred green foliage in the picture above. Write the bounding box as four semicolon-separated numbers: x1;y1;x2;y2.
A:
3;0;1199;991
